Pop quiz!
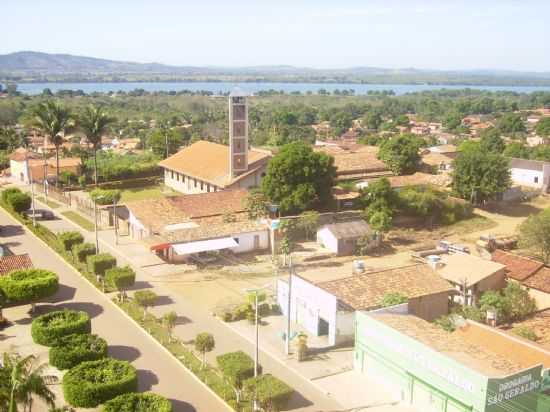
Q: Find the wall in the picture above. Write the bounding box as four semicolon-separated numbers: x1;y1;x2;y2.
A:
408;292;449;322
163;169;219;195
511;167;544;189
277;275;340;345
10;160;28;183
128;209;149;240
230;230;269;253
227;164;267;190
316;227;338;253
528;288;550;310
335;311;355;345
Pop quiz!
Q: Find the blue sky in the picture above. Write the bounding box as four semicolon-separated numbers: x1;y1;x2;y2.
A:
2;0;549;71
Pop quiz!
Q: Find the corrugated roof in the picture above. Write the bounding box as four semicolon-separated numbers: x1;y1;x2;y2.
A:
510;157;549;172
0;254;33;275
492;250;544;281
322;220;371;239
158;140;270;188
317;263;453;311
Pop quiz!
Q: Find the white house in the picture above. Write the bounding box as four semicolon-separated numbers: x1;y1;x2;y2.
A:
317;220;378;256
510;158;550;191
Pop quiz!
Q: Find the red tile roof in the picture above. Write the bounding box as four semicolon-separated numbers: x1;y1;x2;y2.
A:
523;267;550;293
492;250;544;281
0;254;33;275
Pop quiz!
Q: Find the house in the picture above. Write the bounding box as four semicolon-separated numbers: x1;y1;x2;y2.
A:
0;254;33;275
316;220;378;255
432;253;507;306
9;148;41;183
9;148;82;183
421;152;456;172
355;310;550;412
123;189;269;263
509;158;550;191
277;263;453;346
331;187;360;211
315;145;392;181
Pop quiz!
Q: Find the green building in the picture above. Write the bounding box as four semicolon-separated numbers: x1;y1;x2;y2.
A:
354;311;550;412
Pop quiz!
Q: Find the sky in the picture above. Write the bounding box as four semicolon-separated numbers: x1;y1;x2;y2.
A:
1;0;549;71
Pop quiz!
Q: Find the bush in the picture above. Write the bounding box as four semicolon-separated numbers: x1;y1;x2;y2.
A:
102;392;172;412
480;282;537;324
8;191;32;213
72;242;96;263
59;231;84;252
513;326;538;342
90;188;121;205
31;310;91;346
243;374;293;411
105;266;135;293
380;292;408;307
63;358;138;408
434;315;456;332
0;268;59;305
217;351;257;389
1;187;22;203
87;253;116;276
49;333;108;370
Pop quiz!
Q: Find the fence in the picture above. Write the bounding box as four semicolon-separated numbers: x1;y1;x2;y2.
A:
34;183;72;207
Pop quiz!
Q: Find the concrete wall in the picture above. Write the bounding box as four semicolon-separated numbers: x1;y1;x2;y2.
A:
408;292;449;322
231;230;269;253
511;167;545;189
10;160;28;183
527;288;550;311
163;169;219;195
128;209;150;240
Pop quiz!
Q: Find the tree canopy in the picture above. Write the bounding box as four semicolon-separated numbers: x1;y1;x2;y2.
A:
378;134;423;175
536;117;550;137
519;208;550;264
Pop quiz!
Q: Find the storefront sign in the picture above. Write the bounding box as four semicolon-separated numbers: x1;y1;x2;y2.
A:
487;368;541;408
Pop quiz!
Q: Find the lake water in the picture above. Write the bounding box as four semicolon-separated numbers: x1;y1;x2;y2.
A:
8;81;550;96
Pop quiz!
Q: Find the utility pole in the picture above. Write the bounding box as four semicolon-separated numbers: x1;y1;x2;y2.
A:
94;199;99;254
26;155;36;227
113;197;118;245
286;254;293;356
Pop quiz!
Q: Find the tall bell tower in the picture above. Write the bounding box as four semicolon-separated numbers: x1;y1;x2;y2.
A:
229;89;248;178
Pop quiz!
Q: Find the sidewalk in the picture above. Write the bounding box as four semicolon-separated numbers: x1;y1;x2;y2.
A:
13;183;344;412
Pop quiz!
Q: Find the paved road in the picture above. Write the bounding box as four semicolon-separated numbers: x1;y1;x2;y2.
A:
0;207;230;412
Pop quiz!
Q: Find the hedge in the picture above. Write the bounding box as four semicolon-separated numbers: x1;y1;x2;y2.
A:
49;333;108;370
90;188;121;205
59;231;84;252
63;358;138;408
7;191;32;213
105;266;135;292
102;392;172;412
31;309;91;346
216;351;257;388
243;374;293;411
87;253;117;276
0;269;59;305
73;242;96;263
1;187;21;203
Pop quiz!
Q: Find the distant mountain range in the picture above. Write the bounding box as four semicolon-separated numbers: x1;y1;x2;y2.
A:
2;51;550;86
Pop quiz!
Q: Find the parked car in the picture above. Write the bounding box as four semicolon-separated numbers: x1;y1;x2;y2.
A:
22;209;55;220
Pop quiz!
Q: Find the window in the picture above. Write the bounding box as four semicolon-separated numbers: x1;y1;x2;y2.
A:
201;181;204;190
194;179;197;188
233;237;240;244
535;176;539;183
171;171;174;179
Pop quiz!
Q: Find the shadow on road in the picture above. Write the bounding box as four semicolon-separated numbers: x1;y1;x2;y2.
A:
48;283;77;303
108;345;141;362
175;315;192;326
0;225;24;237
170;399;198;412
137;369;159;391
155;295;174;307
286;390;314;411
126;280;153;291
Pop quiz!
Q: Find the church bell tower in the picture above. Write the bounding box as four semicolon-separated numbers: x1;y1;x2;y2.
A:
229;90;248;178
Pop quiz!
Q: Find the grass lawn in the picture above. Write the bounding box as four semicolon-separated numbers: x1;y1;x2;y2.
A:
36;196;61;209
118;185;173;203
450;213;498;235
61;211;95;232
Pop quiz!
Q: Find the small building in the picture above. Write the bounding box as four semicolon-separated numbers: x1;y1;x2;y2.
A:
355;310;550;412
277;263;453;346
316;220;377;255
0;254;33;275
315;145;392;181
9;148;81;183
434;253;507;306
510;158;550;191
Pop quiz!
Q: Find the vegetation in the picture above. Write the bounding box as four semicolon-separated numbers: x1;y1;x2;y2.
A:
479;282;537;324
105;266;136;302
512;326;538;342
378;134;423;175
380;292;408;307
261;142;336;214
243;374;293;412
0;268;59;307
195;332;215;369
5;191;32;213
90;188;121;205
102;392;172;412
217;351;256;402
83;151;160;183
244;189;270;220
49;333;108;370
536;117;550;137
31;310;91;346
62;358;138;408
72;242;96;263
58;231;84;252
87;253;117;277
162;311;178;343
133;290;158;318
60;211;95;231
297;210;320;240
518;208;550;264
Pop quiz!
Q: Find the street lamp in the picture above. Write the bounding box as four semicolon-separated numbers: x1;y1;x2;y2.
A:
285;255;293;356
243;283;271;411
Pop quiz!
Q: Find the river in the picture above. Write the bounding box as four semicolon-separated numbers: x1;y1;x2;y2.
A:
7;81;550;96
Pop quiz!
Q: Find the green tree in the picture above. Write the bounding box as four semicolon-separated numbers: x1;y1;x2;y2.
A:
162;311;178;343
148;122;183;158
194;332;215;369
479;128;505;153
378;134;422;175
503;142;530;159
0;127;25;152
2;353;56;412
77;105;116;185
443;112;463;132
363;112;383;131
536;117;550;137
381;292;408;307
133;290;158;319
261;142;336;214
30;100;73;187
518;208;550;264
297;211;320;240
496;113;526;135
480;283;536;323
244;188;269;220
452;151;511;204
458;140;481;153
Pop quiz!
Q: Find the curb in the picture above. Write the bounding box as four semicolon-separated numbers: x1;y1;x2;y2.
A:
0;206;233;412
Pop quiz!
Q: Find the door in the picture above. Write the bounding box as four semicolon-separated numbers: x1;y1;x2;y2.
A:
253;235;260;249
318;317;329;336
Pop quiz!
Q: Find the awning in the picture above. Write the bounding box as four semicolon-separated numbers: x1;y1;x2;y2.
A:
172;237;238;255
150;243;171;251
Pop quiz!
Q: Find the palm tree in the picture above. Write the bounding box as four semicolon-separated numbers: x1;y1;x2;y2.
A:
30;101;73;187
2;353;55;412
77;105;115;185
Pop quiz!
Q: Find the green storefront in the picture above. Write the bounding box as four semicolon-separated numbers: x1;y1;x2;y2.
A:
355;311;545;412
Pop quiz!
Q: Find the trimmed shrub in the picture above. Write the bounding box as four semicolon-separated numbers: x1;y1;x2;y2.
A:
63;358;138;408
90;188;121;205
1;187;22;203
49;333;108;370
87;253;116;276
73;242;96;263
59;231;84;252
8;191;32;213
105;266;135;293
31;310;91;346
0;268;59;305
216;351;257;389
243;374;293;411
102;392;172;412
513;326;538;342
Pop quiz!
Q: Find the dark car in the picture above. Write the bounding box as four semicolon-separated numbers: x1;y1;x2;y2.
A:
23;209;55;220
